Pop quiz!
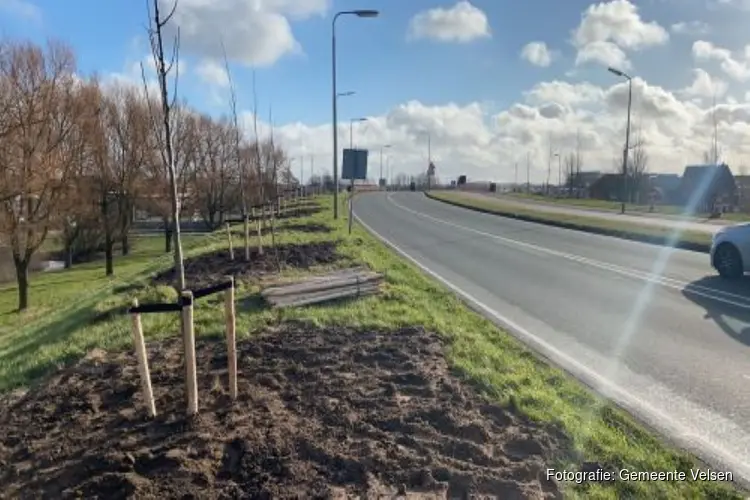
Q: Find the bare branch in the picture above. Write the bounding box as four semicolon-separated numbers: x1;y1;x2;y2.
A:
169;28;180;109
160;0;179;27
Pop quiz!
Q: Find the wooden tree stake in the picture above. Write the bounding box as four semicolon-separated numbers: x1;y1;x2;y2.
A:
181;291;199;415
224;275;238;400
130;299;156;417
226;222;234;261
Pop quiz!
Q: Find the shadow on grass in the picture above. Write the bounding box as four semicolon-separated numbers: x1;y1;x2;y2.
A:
1;301;101;387
237;293;267;313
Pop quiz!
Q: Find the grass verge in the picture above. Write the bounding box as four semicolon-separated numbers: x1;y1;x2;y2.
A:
507;192;750;223
0;196;743;498
427;190;713;253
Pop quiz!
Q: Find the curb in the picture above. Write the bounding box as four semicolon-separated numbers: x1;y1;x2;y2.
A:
424;192;712;254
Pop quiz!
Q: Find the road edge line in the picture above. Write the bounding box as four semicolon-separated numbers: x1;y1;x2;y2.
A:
352;197;750;490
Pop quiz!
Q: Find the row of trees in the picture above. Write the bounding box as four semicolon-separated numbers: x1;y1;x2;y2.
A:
0;32;294;311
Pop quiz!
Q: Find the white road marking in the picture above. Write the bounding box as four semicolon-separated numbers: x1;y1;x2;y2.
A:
386;193;750;310
352;199;750;484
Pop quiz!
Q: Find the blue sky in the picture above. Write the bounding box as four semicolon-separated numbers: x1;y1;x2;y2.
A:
0;0;716;122
3;0;750;181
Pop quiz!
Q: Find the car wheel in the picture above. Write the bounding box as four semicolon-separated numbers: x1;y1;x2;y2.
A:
715;243;743;279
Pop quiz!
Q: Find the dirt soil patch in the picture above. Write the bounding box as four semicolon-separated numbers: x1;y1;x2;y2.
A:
0;324;565;499
151;241;342;289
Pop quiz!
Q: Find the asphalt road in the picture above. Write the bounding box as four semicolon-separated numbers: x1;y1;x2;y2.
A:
353;191;750;482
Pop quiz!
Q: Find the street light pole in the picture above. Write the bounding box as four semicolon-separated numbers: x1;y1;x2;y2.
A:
380;144;391;187
350;117;367;149
332;10;378;220
608;66;633;214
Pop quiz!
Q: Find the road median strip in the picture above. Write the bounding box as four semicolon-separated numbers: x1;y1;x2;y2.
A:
0;195;744;498
426;191;713;253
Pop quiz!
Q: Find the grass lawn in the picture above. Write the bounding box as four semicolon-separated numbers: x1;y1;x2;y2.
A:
0;196;743;499
507;192;750;223
428;191;713;251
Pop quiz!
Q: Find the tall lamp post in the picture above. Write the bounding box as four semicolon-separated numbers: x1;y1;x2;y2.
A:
332;9;379;219
380;144;391;188
608;66;633;214
554;152;561;191
350;117;368;149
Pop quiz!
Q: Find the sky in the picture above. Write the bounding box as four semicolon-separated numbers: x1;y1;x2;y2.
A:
3;0;750;183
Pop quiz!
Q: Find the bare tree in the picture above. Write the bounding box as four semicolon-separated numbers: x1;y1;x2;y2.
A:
545;133;552;195
569;130;583;197
251;70;265;256
0;40;86;310
106;85;150;257
266;107;282;271
221;41;251;261
628;127;649;203
192;115;233;229
78;80;118;275
564;152;576;195
142;0;186;291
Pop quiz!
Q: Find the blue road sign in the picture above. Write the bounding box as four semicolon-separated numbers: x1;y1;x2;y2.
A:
342;149;368;180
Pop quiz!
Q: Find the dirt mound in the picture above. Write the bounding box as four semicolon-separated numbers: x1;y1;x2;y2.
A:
0;325;564;499
152;241;342;289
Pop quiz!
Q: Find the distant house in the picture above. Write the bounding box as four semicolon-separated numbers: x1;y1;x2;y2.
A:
734;175;750;212
589;174;622;201
569;171;603;197
678;164;736;213
647;174;681;205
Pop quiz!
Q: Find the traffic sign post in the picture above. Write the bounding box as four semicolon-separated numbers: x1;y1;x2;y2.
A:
342;148;368;234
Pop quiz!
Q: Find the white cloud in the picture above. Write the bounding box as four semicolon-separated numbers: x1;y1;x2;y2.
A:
520;42;553;67
90;0;750;184
0;0;41;22
575;41;631;70
680;69;727;99
159;0;329;67
235;75;750;184
670;20;710;35
572;0;669;69
407;1;491;43
692;40;750;81
195;59;229;88
524;81;605;106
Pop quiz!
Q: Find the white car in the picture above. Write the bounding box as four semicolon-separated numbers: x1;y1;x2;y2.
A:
710;223;750;279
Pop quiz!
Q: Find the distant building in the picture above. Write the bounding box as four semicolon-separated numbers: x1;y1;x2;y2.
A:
678;164;736;213
647;174;681;205
589;174;622;201
734;175;750;212
569;171;603;197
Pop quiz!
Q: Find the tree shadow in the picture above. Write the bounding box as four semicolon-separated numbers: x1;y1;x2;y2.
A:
681;275;750;347
2;300;102;386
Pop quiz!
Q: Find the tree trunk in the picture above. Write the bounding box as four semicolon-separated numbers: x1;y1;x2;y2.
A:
105;232;114;276
121;232;130;256
243;214;250;262
163;217;172;253
101;197;114;276
65;242;73;269
14;257;29;311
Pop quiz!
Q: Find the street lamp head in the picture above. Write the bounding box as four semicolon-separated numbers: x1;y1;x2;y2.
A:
354;9;379;17
607;66;623;77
